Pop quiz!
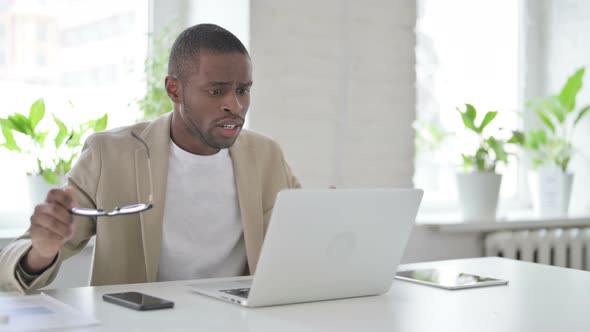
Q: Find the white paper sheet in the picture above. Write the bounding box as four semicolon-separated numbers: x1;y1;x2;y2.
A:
0;293;98;331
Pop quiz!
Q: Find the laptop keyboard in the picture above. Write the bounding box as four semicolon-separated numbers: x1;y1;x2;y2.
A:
220;288;250;298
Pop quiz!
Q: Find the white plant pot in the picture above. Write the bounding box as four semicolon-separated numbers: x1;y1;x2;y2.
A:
456;172;502;222
27;175;66;209
528;166;573;217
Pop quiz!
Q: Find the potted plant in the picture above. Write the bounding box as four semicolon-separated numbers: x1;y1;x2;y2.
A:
516;67;590;217
0;98;107;206
455;104;519;222
134;25;176;120
413;116;453;196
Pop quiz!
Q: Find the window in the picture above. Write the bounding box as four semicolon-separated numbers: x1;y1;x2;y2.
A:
0;0;148;225
414;0;523;211
0;22;7;66
36;20;48;42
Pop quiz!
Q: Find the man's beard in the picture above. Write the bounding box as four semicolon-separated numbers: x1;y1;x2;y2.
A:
181;100;239;150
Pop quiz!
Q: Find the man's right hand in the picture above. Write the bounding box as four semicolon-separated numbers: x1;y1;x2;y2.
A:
22;188;77;274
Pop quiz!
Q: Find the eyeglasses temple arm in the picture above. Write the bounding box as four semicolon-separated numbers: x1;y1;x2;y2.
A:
147;156;154;204
131;131;154;204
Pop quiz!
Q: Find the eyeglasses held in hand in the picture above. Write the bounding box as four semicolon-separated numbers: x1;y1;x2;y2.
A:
69;132;154;217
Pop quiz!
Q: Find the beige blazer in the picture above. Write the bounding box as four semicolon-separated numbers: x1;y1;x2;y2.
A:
0;113;300;292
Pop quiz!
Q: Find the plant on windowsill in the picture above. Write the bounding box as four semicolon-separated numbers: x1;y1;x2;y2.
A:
514;67;590;217
133;25;176;121
414;117;452;158
456;104;520;222
412;116;454;194
0;98;107;206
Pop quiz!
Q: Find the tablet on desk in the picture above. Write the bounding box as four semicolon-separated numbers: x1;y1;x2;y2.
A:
395;268;508;290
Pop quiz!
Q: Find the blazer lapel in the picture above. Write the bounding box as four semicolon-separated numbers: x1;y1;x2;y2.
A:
135;113;171;282
230;136;263;274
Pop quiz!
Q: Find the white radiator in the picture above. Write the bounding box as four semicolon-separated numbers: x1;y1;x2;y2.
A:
484;228;590;270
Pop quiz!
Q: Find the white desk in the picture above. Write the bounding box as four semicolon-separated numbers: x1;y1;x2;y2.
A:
39;257;590;332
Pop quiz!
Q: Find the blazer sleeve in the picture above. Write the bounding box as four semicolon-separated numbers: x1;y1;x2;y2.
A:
0;135;101;292
282;152;302;189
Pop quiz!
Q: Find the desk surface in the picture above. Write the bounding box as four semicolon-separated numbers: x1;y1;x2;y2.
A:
41;257;590;332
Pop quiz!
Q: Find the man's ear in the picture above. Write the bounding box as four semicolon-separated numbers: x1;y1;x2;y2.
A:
165;76;182;104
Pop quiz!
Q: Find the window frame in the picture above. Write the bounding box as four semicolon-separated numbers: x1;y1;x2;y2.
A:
414;0;531;215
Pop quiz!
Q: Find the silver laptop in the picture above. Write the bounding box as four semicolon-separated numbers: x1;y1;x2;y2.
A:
189;188;423;307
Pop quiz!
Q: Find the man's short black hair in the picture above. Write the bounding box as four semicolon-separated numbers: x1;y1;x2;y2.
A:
168;23;249;81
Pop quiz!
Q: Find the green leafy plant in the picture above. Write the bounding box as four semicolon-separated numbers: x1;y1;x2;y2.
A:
134;26;176;120
413;117;451;157
0;98;108;184
515;67;590;172
457;104;519;173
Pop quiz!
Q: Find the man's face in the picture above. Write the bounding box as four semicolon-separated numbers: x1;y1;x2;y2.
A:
169;49;252;155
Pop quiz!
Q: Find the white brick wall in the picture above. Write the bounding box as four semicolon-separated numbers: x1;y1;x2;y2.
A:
249;0;417;188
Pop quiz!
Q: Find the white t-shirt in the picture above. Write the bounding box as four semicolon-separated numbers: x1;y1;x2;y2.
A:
157;141;246;281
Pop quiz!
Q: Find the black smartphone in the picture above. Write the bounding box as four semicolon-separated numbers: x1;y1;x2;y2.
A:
102;292;174;311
